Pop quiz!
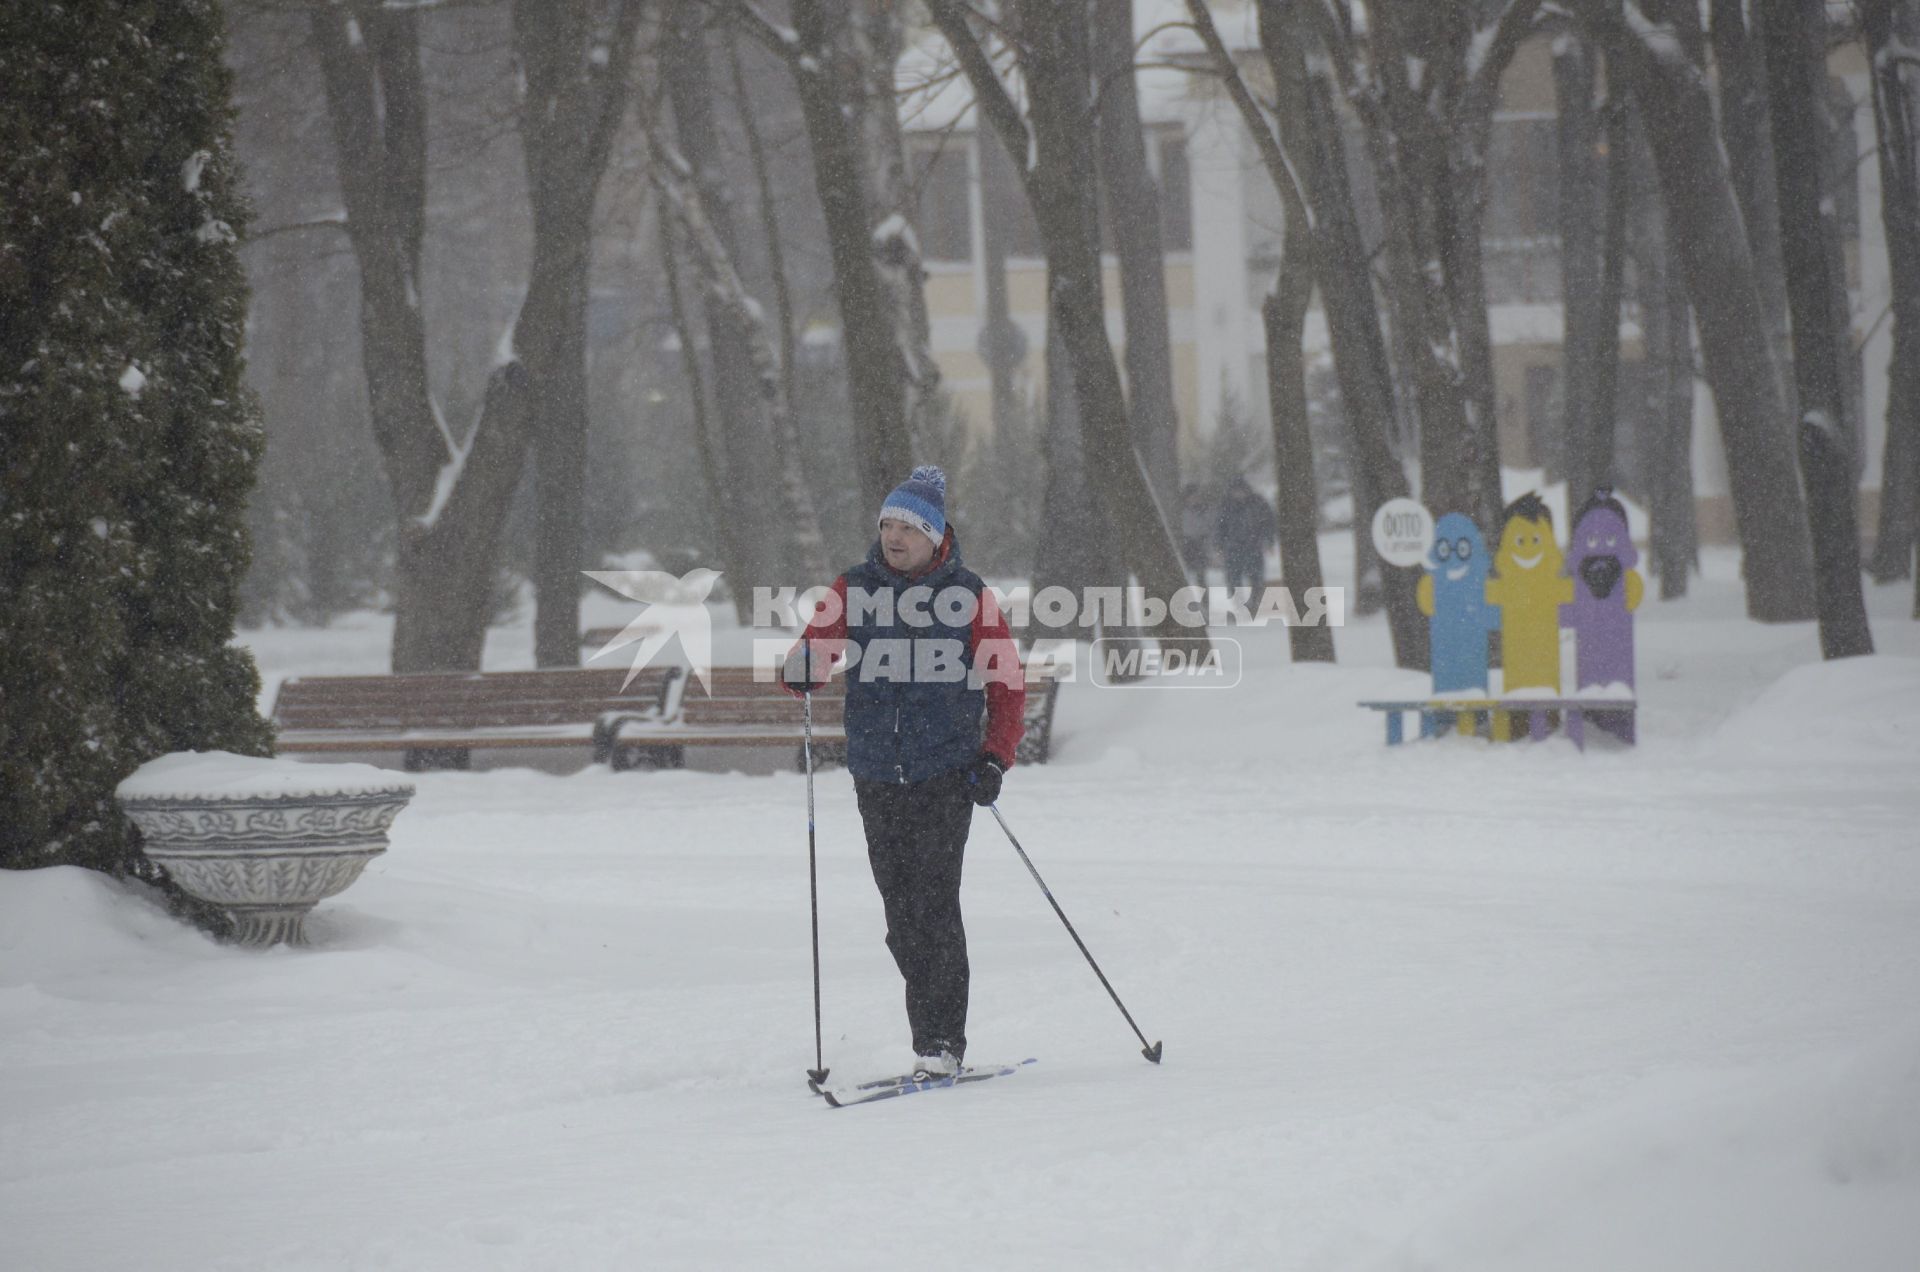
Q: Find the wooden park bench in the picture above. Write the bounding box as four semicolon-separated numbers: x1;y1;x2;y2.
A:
599;666;1066;772
272;659;1064;774
580;624;657;651
1357;696;1636;751
597;667;838;771
271;666;680;771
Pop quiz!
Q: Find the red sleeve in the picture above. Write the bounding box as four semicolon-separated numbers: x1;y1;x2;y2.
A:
784;576;849;693
971;586;1026;767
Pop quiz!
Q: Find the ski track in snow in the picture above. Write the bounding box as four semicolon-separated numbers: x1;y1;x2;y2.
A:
3;543;1919;1269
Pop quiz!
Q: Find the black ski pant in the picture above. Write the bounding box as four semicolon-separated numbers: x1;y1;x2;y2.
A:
854;767;973;1059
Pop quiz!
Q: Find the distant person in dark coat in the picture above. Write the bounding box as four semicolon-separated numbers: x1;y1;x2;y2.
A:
1179;482;1212;590
1214;476;1276;601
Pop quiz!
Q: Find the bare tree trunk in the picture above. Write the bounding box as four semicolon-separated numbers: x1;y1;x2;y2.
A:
1092;0;1181;512
1264;248;1336;662
309;4;535;673
735;1;918;516
1574;80;1634;504
1821;94;1868;477
642;119;831;588
1444;131;1506;537
1586;0;1815;620
1863;0;1920;584
1321;0;1540;542
1248;0;1427;667
1708;0;1796;412
978;124;1029;451
658;200;754;624
1555;28;1631;502
1594;87;1632;484
511;0;644;668
1555;32;1601;493
1357;35;1485;528
855;0;944;443
663;0;788;592
1633;178;1699;599
927;0;1199;645
1184;0;1369;662
1760;0;1873;657
1033;319;1120;602
725;29;798;414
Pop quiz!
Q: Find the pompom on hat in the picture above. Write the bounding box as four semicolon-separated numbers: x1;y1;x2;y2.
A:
877;464;947;545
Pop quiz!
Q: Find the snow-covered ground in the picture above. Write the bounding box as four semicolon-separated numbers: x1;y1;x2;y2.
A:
4;545;1919;1270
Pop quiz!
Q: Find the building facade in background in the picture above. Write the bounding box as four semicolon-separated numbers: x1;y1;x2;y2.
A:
898;7;1894;543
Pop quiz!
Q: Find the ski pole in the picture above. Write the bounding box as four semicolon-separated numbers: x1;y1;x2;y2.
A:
801;642;828;1086
987;803;1163;1064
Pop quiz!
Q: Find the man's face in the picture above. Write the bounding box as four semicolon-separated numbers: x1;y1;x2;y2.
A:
880;518;937;573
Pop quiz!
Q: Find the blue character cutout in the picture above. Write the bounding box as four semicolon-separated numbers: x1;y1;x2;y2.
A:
1415;512;1500;695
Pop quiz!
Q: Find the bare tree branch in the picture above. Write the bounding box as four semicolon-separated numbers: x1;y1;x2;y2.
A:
725;22;799;413
1462;0;1550;125
720;0;804;67
1183;0;1310;231
923;0;1033;175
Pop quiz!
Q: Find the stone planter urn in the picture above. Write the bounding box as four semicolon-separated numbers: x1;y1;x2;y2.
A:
116;751;414;947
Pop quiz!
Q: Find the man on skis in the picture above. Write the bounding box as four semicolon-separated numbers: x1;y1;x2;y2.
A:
783;464;1026;1080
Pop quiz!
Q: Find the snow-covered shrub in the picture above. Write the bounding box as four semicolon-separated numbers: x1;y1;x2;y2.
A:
1;2;273;872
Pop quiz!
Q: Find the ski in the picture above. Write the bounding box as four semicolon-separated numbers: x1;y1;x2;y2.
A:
809;1068;914;1097
809;1058;1018;1098
819;1058;1036;1108
807;1059;1005;1097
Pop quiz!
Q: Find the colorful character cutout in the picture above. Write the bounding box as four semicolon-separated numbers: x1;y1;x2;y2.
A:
1416;512;1500;695
1486;492;1573;694
1561;489;1643;739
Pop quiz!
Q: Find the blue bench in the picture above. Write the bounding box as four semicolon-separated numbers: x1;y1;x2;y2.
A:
1358;697;1637;750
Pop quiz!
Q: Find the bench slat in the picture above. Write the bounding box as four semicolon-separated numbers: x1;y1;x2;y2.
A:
276;732;600;752
277;711;641;730
682;702;843;726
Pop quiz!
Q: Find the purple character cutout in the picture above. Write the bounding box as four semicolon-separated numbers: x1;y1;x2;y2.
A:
1560;490;1642;742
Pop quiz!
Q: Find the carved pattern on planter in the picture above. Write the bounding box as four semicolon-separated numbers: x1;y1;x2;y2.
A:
119;783;414;949
124;797;407;844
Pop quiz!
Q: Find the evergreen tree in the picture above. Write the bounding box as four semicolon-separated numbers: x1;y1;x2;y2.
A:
1;1;273;873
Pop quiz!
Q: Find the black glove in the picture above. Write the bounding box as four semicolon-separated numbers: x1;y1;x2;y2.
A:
780;643;822;697
963;751;1005;807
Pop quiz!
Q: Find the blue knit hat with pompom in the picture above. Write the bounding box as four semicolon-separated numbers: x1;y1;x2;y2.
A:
878;465;947;545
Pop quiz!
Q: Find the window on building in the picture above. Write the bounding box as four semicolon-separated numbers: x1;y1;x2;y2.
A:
1094;126;1193;254
1484;116;1559;241
908;134;974;263
983;124;1190;263
1155;130;1192;251
976;127;1042;259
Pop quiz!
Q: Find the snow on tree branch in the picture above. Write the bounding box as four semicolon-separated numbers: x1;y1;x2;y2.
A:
1463;0;1547;124
1622;1;1692;75
729;0;803;68
1877;37;1920;75
414;398;469;529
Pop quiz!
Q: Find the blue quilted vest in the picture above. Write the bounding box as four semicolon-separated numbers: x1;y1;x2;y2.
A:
840;535;986;784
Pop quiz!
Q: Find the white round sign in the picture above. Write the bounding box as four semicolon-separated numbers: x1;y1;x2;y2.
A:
1371;497;1434;568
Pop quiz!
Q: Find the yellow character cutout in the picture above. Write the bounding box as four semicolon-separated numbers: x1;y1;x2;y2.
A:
1485;493;1573;694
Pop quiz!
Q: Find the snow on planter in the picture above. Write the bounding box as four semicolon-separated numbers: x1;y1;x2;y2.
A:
115;750;414;947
